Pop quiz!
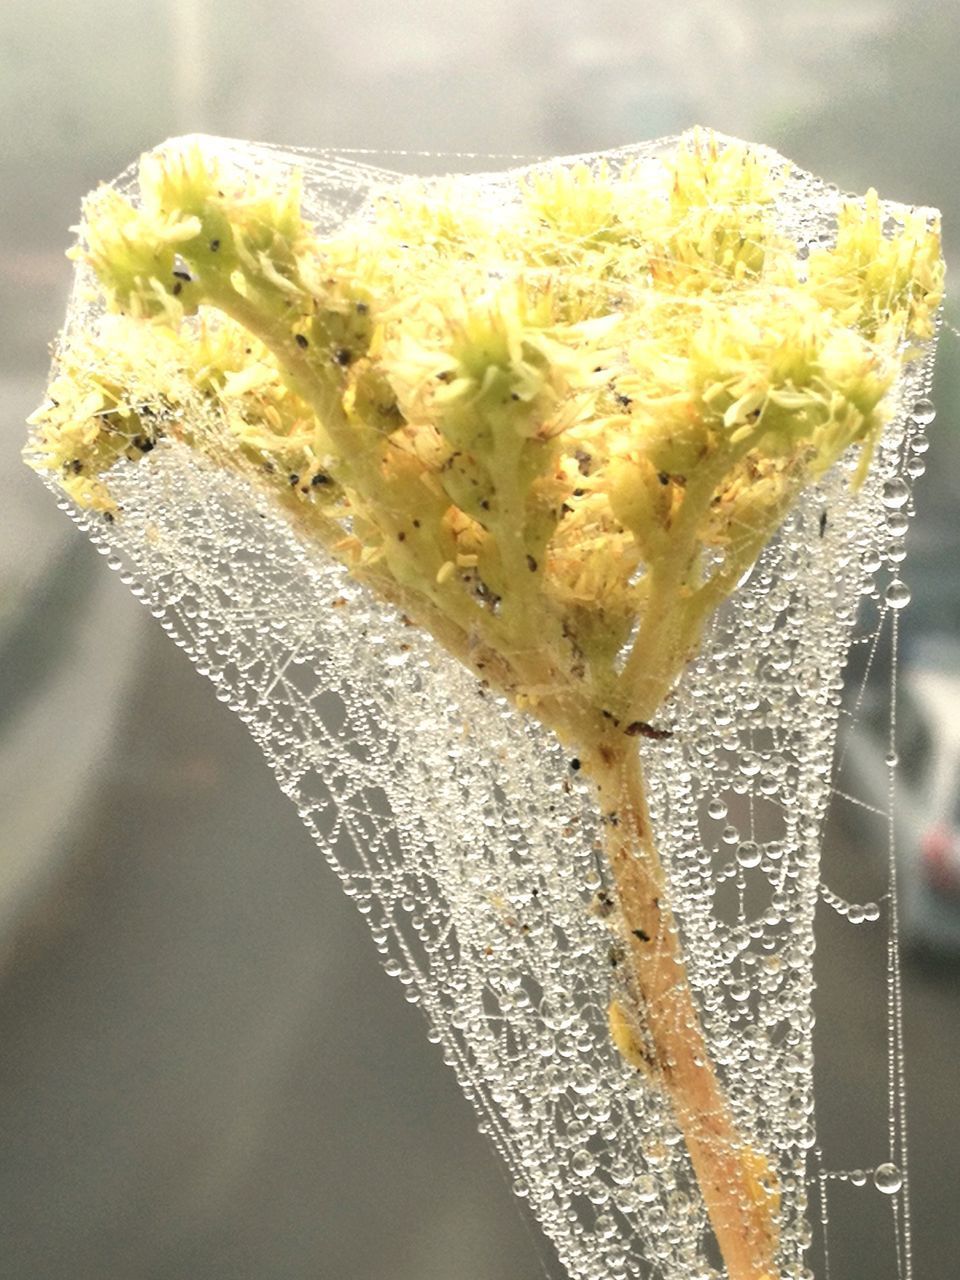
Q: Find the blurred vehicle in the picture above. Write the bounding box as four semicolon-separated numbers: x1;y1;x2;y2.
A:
838;632;960;955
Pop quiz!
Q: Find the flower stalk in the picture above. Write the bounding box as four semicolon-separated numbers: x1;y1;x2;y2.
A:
592;740;780;1280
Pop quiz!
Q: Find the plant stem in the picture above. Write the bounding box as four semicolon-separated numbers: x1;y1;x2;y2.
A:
587;740;780;1280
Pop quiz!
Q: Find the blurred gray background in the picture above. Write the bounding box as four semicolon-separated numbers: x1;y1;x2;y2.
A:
1;2;959;1278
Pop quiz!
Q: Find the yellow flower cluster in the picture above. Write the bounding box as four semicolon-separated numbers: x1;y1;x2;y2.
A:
28;130;943;747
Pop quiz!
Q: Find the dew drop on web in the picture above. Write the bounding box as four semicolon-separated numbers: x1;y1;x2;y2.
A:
874;1162;903;1195
885;579;912;609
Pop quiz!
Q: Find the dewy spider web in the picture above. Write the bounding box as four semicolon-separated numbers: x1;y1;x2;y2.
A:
28;134;940;1280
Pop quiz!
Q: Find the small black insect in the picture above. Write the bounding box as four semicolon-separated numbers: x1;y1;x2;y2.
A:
819;510;828;537
624;720;672;741
295;333;309;349
632;928;651;942
592;889;616;919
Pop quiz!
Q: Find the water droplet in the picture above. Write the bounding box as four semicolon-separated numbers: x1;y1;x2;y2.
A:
707;798;728;821
885;579;911;609
873;1162;903;1194
595;1211;617;1238
881;478;910;510
738;752;761;778
736;841;762;869
886;509;909;536
884;539;907;565
860;548;882;574
910;398;936;425
635;1174;658;1203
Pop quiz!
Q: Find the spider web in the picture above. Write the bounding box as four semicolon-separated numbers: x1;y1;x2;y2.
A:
32;135;940;1280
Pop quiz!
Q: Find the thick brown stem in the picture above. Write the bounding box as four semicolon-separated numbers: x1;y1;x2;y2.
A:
588;741;780;1280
